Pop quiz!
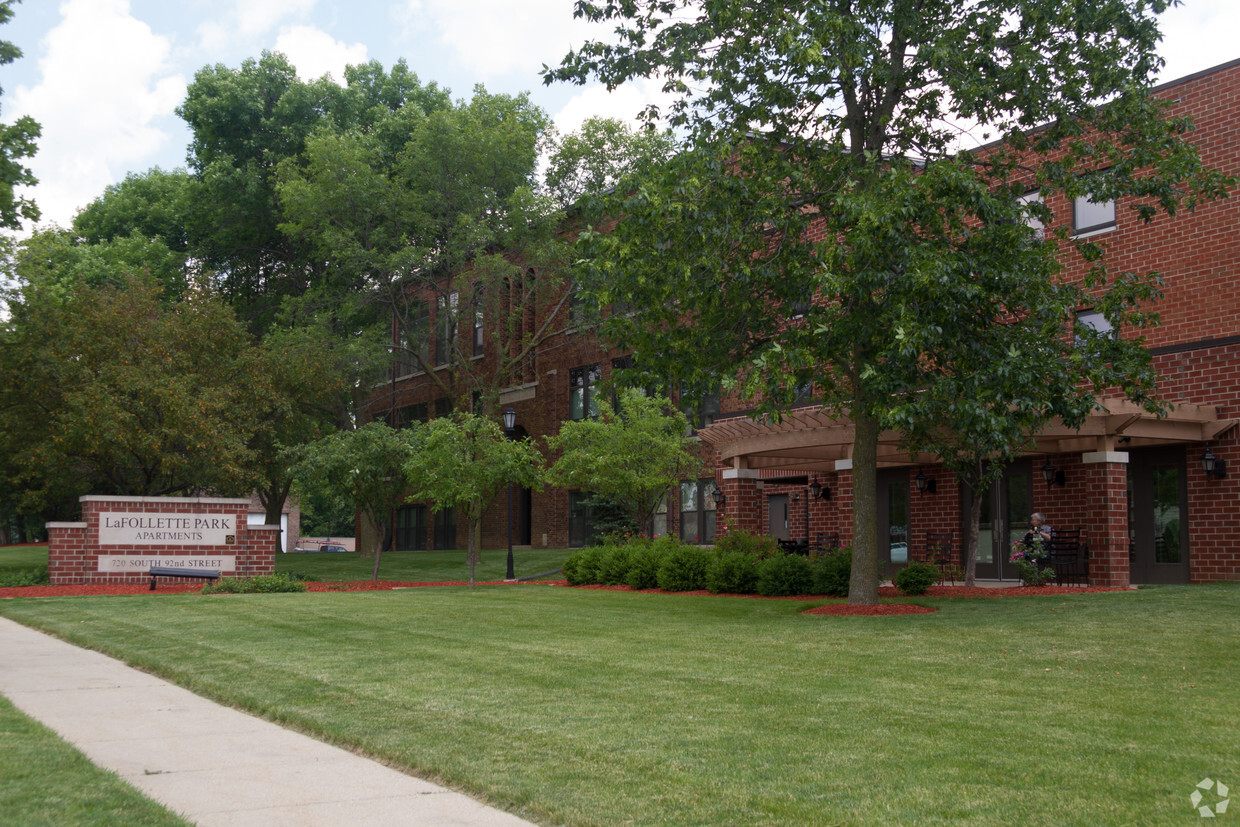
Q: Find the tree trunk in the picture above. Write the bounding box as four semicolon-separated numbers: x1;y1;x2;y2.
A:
369;514;385;583
849;409;880;605
468;504;482;588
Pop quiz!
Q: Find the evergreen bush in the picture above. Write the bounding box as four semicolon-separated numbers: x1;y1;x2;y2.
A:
624;539;668;590
893;562;939;595
810;548;854;597
0;566;50;587
202;574;307;594
706;550;759;594
756;553;813;597
714;528;780;560
656;544;714;592
597;545;634;586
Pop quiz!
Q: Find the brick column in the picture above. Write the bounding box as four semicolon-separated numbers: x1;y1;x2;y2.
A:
834;460;855;548
46;522;88;585
717;468;762;537
1081;452;1130;587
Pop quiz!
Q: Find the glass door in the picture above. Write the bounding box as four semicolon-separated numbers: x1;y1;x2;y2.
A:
968;462;1033;580
1128;448;1189;584
878;469;910;574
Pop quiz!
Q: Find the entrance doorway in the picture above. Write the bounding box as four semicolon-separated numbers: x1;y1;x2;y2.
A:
1128;447;1189;584
964;461;1033;580
877;469;910;573
767;494;790;542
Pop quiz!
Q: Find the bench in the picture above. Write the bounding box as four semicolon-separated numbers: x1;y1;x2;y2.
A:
148;566;222;590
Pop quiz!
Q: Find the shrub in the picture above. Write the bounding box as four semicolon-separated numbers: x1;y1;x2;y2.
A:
656;544;715;592
202;573;307;594
706;551;759;594
756;553;813;597
597;546;634;586
714;528;780;560
0;566;50;587
810;548;854;597
893;562;940;595
563;546;608;585
624;540;667;590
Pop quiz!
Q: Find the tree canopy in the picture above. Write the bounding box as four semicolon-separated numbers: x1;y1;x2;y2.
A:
546;0;1231;603
547;389;703;537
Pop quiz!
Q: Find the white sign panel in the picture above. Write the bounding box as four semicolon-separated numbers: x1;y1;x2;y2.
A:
98;512;236;546
97;556;236;573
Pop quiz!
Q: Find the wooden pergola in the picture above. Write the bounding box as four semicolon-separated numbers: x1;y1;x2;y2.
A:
697;398;1237;472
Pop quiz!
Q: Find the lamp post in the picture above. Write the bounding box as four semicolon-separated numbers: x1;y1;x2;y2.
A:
503;407;517;581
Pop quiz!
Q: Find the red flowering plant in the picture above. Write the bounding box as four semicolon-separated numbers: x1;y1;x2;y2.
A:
1010;536;1053;586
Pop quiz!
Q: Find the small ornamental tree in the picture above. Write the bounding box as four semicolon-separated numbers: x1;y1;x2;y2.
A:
287;422;417;582
403;412;544;586
546;388;702;536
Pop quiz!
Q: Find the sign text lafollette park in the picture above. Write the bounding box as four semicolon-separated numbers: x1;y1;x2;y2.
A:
98;512;236;546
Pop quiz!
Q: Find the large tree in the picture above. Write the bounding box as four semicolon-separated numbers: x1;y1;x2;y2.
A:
0;0;38;230
277;87;576;418
546;0;1228;603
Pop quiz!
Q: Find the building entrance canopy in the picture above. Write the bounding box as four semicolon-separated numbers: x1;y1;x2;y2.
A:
697;397;1237;471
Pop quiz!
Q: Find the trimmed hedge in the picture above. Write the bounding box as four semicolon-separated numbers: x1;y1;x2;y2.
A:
756;554;813;597
893;561;940;595
706;550;759;595
810;549;853;597
202;573;307;594
656;544;714;592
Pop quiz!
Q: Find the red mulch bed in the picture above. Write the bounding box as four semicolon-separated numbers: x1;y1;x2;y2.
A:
805;604;939;616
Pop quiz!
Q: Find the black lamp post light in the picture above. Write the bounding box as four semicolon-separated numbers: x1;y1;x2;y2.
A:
503;407;517;581
1041;460;1066;488
914;471;937;495
1202;447;1227;479
808;476;831;500
710;484;727;508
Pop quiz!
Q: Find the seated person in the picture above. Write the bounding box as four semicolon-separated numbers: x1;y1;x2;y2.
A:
1023;512;1053;545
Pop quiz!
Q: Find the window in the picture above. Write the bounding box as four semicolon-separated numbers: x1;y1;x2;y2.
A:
651;494;669;538
679;479;718;544
1075;309;1114;347
394;403;428;429
472;292;484;357
394;505;426;550
397;303;430;375
568;491;597;548
569;364;601;420
567;282;593;329
1017;190;1045;241
433;507;456;549
1073;194;1116;235
435;291;458;365
433;397;452;419
680;383;721;432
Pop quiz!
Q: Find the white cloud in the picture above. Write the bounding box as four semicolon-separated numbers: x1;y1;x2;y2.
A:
401;0;606;79
1156;0;1240;83
274;25;368;83
552;77;677;135
10;0;185;228
198;0;315;57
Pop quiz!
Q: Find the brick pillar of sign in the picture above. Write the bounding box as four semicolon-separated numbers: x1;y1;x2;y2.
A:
717;469;762;537
1080;453;1130;588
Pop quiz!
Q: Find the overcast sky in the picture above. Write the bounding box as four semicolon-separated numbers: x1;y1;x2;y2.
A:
2;0;1237;229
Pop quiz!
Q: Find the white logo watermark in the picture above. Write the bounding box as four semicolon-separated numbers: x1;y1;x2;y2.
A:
1192;778;1230;818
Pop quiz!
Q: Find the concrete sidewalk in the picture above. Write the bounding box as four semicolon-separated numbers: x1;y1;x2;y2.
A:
0;616;536;826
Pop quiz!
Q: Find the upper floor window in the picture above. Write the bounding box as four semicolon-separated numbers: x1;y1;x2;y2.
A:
1073;194;1116;236
434;397;453;419
435;292;458;366
397;302;430;375
1017;190;1045;241
472;292;484;357
680;383;721;432
569;364;601;420
395;403;428;429
1075;309;1114;347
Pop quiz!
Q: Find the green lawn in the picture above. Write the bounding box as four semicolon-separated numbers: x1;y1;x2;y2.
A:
0;694;188;825
0;543;572;583
0;583;1235;824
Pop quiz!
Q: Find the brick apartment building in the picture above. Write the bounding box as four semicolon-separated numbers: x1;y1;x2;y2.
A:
368;58;1240;587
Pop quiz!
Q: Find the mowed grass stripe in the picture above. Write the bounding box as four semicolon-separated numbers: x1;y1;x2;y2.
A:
0;584;1235;824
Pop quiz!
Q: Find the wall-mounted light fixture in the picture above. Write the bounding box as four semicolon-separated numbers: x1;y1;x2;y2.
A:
1201;448;1227;480
1041;460;1066;488
808;476;831;501
711;485;728;508
914;471;937;495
